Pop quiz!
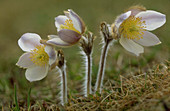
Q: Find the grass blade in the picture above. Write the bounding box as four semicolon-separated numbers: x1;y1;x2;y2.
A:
27;87;31;111
14;84;19;111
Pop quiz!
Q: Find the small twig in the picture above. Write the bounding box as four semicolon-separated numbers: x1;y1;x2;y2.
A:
100;93;112;104
145;73;148;89
120;75;125;95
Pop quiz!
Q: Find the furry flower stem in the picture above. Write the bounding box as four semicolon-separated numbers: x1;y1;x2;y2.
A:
56;50;67;105
95;22;114;93
80;32;95;97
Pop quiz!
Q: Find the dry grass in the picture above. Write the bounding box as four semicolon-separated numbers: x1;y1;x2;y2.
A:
63;61;170;111
5;61;169;111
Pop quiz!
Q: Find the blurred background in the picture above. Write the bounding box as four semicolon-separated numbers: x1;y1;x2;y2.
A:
0;0;169;109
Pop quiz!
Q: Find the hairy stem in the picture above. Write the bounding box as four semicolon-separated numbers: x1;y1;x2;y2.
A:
85;54;92;97
95;41;110;93
60;66;67;105
56;50;67;105
80;32;94;97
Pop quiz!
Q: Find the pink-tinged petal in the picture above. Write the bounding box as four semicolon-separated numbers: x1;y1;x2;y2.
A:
136;10;166;31
45;45;56;65
16;52;34;68
120;37;144;56
25;65;49;82
18;33;42;52
133;31;161;46
58;29;81;44
47;37;71;47
129;9;143;16
67;9;85;33
127;5;146;16
55;15;69;31
115;11;131;28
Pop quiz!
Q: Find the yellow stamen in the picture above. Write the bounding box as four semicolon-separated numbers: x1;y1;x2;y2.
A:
30;45;49;66
60;19;80;34
119;16;146;40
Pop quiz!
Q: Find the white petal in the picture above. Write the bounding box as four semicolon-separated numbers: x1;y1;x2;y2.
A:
16;52;34;68
48;35;59;39
67;9;82;33
18;33;42;52
133;31;161;46
120;37;144;56
55;15;69;31
45;45;56;65
107;24;112;33
115;11;131;28
25;65;49;82
136;10;166;31
46;37;71;47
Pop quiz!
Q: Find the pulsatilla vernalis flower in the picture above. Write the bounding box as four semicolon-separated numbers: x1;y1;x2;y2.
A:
47;9;85;46
16;33;56;82
114;7;166;56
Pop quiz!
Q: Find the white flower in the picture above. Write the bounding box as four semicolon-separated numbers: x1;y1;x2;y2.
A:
16;33;56;82
115;9;166;56
47;9;85;47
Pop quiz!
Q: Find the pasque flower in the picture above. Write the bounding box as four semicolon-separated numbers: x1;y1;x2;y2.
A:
47;9;85;46
16;33;56;82
114;6;166;56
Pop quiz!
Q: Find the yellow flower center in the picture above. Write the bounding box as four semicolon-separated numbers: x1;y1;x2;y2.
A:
119;16;146;40
30;45;49;66
60;19;81;34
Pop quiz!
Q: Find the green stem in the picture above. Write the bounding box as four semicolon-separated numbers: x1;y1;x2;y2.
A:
14;84;19;111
